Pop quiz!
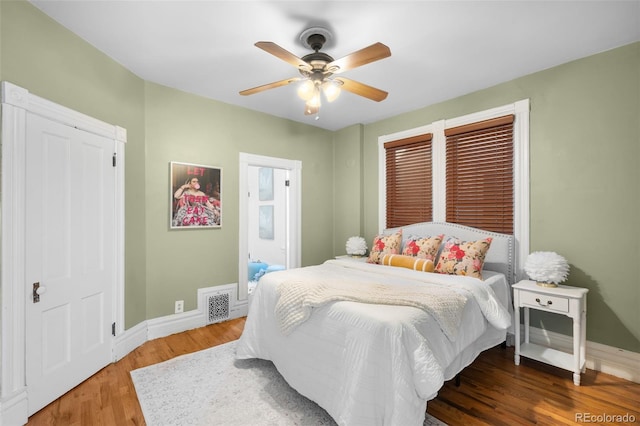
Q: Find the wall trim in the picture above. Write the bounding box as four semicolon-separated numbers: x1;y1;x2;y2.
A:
147;310;205;341
526;326;640;384
114;308;247;360
114;284;246;360
0;389;28;426
113;321;148;362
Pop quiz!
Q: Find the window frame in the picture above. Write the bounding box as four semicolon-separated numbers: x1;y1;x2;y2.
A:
378;99;530;278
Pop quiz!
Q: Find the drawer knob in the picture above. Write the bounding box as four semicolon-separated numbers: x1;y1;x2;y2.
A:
535;297;552;306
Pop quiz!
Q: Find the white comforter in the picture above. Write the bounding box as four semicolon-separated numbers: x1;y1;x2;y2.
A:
236;259;511;426
275;275;468;339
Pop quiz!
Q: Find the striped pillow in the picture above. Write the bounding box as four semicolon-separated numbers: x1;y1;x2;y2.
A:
381;254;434;272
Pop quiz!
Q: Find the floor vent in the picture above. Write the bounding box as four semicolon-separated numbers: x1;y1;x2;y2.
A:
206;291;231;324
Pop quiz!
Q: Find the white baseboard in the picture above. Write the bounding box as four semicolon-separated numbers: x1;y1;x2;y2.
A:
232;300;248;318
113;320;147;361
147;309;205;341
526;325;640;383
1;389;28;426
114;284;247;361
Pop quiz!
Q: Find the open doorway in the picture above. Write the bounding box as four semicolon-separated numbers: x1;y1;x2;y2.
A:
238;153;301;301
246;166;287;294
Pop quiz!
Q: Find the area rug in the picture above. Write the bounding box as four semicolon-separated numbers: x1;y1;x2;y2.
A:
131;340;446;426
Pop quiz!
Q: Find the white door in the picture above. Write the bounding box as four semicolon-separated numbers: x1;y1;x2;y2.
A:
24;113;115;415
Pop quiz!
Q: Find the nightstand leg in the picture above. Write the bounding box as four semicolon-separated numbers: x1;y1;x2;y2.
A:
514;306;520;365
524;307;530;344
581;309;587;373
573;318;581;386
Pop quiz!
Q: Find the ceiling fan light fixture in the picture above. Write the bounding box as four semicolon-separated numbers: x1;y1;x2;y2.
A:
306;87;322;108
296;79;315;101
322;80;341;103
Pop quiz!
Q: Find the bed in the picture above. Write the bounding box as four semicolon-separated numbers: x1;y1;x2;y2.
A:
236;222;515;426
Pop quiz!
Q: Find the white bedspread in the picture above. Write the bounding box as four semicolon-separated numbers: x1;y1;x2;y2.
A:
236;259;511;426
275;276;467;339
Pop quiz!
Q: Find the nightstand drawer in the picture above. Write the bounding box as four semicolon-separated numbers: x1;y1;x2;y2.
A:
519;291;569;313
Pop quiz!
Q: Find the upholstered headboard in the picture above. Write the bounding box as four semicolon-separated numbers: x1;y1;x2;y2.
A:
385;222;515;285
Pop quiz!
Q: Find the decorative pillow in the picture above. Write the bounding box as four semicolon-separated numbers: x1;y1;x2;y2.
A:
266;264;286;273
367;230;402;264
381;254;434;272
248;261;268;281
434;237;493;279
402;234;444;261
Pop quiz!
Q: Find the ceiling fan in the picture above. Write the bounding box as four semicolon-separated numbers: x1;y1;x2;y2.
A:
239;27;391;116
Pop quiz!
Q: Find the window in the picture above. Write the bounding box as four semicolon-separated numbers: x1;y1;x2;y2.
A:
384;133;433;228
379;100;529;278
445;115;514;234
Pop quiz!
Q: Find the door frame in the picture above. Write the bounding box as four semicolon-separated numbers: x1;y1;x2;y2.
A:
0;81;126;424
238;153;301;301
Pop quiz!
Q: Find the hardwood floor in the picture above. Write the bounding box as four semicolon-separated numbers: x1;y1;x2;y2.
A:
27;317;246;426
28;317;639;425
428;347;640;425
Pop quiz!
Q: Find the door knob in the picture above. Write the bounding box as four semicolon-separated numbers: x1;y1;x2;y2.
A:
32;282;46;303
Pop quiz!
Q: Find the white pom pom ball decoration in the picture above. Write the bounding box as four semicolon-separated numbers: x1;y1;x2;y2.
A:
524;251;570;287
346;236;367;256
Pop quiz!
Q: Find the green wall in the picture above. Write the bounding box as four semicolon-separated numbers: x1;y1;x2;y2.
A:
332;124;365;254
1;0;149;327
0;0;334;326
353;42;640;352
143;83;333;319
1;0;638;352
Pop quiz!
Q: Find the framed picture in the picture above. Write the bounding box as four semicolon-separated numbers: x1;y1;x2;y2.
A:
170;161;222;229
258;167;274;201
259;205;274;239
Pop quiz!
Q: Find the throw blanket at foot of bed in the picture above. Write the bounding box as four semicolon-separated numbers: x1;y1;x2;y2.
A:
275;277;467;340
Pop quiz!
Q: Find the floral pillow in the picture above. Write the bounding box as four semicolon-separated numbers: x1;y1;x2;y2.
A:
434;237;493;279
367;230;402;264
402;234;444;261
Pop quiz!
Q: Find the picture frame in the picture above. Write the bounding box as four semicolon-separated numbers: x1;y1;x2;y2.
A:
259;205;274;239
170;161;222;229
258;167;274;201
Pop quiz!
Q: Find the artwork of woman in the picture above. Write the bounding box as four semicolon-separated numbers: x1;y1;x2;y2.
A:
170;163;221;228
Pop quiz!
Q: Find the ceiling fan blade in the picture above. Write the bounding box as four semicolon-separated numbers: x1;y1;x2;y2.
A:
239;78;301;96
255;41;312;71
326;42;391;74
304;104;319;115
335;77;388;102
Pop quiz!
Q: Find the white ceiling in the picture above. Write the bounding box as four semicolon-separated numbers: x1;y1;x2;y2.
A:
29;1;640;131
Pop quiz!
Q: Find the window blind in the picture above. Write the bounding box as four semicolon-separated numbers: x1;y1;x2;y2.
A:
384;133;433;228
445;115;514;234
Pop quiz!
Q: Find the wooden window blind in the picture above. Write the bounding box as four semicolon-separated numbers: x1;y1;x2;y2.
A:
445;115;515;234
384;133;433;228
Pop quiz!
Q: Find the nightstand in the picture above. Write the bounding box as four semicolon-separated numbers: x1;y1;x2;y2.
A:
512;280;589;385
